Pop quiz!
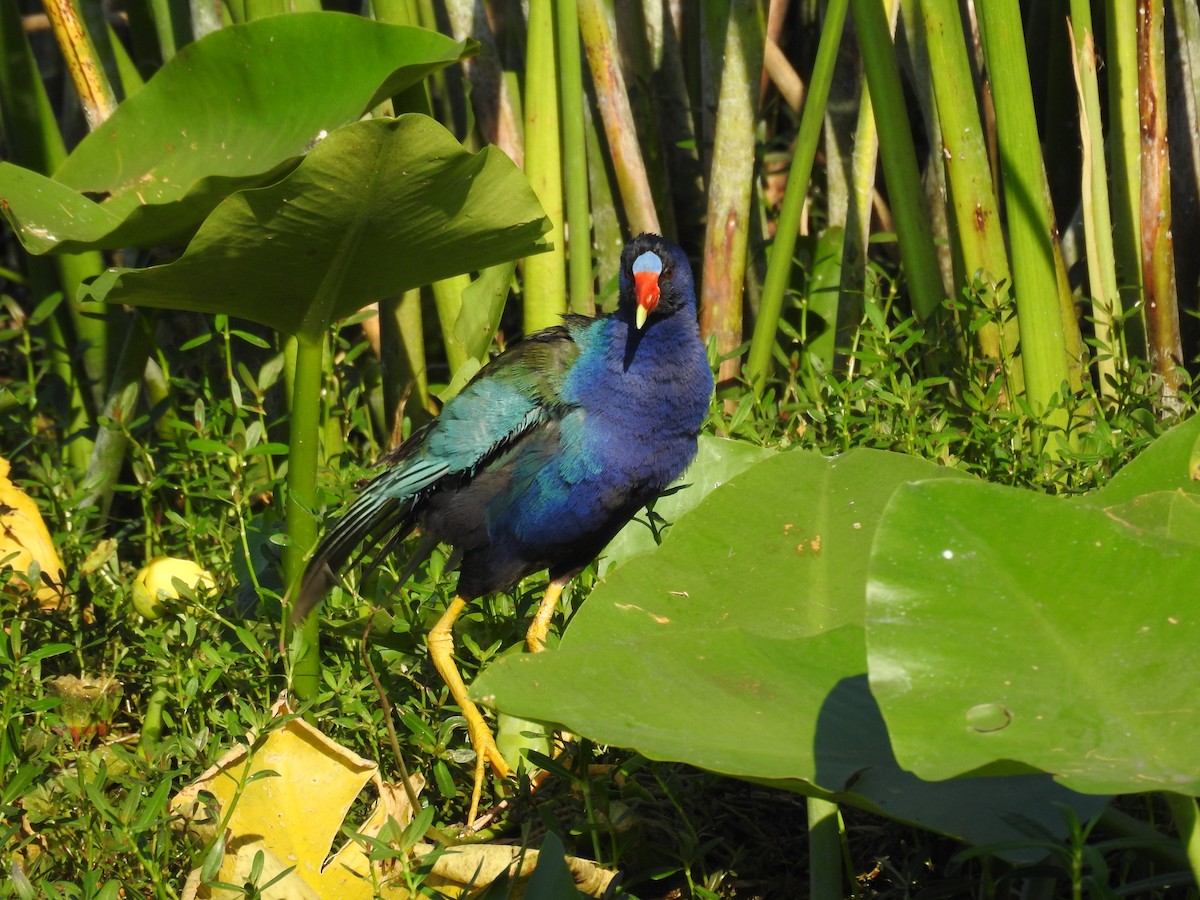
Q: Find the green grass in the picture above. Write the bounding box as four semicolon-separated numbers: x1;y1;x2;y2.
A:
1;273;1195;898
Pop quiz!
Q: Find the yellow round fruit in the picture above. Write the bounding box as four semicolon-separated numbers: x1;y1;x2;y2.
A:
131;556;216;619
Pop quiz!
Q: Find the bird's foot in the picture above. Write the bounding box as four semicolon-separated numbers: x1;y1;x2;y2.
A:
466;718;512;827
470;716;513;777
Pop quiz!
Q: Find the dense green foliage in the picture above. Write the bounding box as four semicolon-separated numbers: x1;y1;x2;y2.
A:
4;298;1194;896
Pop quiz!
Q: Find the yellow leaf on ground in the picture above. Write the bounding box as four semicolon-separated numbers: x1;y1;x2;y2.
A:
419;841;616;897
172;695;617;898
0;456;66;610
172;695;420;898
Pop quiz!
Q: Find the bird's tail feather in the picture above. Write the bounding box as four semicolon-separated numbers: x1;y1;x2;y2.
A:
290;492;413;623
289;458;452;623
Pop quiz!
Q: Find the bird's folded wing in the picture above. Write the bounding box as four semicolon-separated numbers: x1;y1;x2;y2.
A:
292;323;585;622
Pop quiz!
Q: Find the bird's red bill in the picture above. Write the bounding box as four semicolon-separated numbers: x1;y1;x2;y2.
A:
634;270;660;317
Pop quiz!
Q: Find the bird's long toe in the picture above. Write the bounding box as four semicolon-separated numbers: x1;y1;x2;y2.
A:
469;714;513;778
464;714;512;826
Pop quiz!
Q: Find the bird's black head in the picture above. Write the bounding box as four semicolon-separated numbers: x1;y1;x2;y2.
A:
618;233;697;330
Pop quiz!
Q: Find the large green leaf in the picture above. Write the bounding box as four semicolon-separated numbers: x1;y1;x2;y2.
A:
600;435;777;574
0;13;468;253
1079;413;1200;507
867;472;1200;795
81;116;550;337
1100;491;1200;548
474;449;1104;852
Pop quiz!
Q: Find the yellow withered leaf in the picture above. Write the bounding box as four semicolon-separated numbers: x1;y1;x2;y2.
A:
172;695;420;899
0;456;66;610
172;696;617;898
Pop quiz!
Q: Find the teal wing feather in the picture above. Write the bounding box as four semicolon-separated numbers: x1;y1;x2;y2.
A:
418;320;587;473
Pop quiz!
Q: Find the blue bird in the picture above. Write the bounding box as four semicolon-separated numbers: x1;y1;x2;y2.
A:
292;233;713;824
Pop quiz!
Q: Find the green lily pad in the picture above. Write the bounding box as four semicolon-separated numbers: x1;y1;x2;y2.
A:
81;116;549;338
600;435;776;574
867;475;1200;796
0;13;468;253
474;449;1104;852
1101;490;1200;548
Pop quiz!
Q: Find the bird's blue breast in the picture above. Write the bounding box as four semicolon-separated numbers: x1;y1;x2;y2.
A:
487;314;711;558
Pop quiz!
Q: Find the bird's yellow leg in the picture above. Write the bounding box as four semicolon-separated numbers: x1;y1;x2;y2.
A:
526;576;569;653
427;595;512;826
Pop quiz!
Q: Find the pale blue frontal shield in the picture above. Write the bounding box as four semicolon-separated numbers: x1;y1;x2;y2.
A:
632;250;662;275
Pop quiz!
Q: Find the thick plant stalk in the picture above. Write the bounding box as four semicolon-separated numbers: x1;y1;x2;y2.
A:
1165;794;1200;888
42;0;116;128
139;0;189;62
609;6;676;239
840;0;899;327
845;21;886;261
585;98;624;305
807;796;843;900
320;335;345;470
444;0;524;166
285;330;326;701
975;0;1072;432
850;0;944;323
1067;10;1123;403
191;0;225;36
557;0;594;314
523;0;567;332
699;0;763;388
578;0;661;236
920;0;1013;368
1104;0;1144;356
374;0;480;379
763;38;804;113
1166;0;1200;318
17;2;121;477
760;0;792;105
431;274;473;376
747;0;849;394
1137;0;1184;405
822;5;859;240
79;312;156;515
379;290;434;437
855;0;902;254
224;0;247;24
0;3;94;475
897;0;957;307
